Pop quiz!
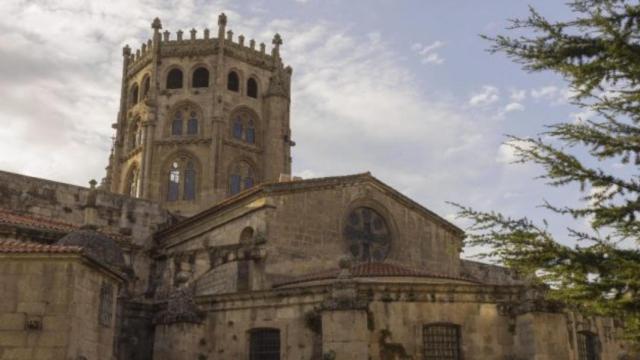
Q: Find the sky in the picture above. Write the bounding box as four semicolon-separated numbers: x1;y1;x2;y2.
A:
0;0;607;255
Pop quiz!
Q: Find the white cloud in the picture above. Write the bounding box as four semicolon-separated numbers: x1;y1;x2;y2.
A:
530;85;571;105
504;102;525;113
496;139;533;164
510;89;526;102
469;85;500;106
411;40;445;65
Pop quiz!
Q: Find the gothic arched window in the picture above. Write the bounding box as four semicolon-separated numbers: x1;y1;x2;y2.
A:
171;111;183;136
170;104;200;136
249;328;280;360
166;156;198;202
229;161;255;196
230;111;258;145
247;78;258;98
141;76;150;98
130;83;139;106
166;68;183;89
183;161;196;201
227;71;239;92
167;161;180;201
187;111;198;135
192;67;210;88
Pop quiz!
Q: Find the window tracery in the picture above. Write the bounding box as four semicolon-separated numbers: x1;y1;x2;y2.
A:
170;104;200;136
166;156;198;202
230;111;257;144
229;161;255;195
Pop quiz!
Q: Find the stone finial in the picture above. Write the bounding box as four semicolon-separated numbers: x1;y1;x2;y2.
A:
238;34;245;46
83;180;98;229
260;42;265;54
141;43;147;53
190;28;197;40
218;12;227;26
163;30;170;41
147;39;152;48
226;30;233;41
272;33;283;47
135;49;141;59
176;29;183;41
151;17;162;31
122;45;131;56
204;28;210;39
249;39;256;49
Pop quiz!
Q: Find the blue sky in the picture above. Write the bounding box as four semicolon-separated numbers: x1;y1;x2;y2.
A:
0;0;603;255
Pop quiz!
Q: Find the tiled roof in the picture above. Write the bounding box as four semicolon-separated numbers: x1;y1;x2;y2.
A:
0;239;82;254
274;262;480;287
0;208;127;242
0;208;76;233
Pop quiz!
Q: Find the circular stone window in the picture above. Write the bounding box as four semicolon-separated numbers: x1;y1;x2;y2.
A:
343;207;391;262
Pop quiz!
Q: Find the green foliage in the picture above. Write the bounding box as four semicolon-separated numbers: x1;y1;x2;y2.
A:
456;0;640;343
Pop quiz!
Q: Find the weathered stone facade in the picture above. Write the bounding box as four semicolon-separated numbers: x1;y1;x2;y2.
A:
0;13;638;360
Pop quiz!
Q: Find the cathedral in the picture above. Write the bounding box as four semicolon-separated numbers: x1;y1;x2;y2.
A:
0;14;636;360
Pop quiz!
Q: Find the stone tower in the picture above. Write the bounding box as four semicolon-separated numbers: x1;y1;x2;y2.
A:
104;14;293;215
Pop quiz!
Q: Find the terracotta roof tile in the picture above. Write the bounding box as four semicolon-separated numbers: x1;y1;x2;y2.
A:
0;208;127;242
274;262;480;287
0;208;77;233
0;239;83;254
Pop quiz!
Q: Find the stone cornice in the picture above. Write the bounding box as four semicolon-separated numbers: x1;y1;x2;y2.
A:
154;137;212;146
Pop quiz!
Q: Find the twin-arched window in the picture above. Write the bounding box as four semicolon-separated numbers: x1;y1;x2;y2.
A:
171;105;199;136
231;111;256;144
166;157;197;202
227;71;259;98
229;161;255;196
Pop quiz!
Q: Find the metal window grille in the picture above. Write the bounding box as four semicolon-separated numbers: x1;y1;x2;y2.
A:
577;331;599;360
249;328;280;360
98;282;113;327
423;323;461;360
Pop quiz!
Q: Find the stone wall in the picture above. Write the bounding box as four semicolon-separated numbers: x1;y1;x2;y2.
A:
264;182;463;279
0;255;121;360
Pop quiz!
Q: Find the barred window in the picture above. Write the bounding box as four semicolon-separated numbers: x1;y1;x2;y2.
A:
98;282;114;327
192;67;210;88
247;78;258;98
166;68;183;89
228;71;240;92
249;328;280;360
423;323;461;360
577;331;599;360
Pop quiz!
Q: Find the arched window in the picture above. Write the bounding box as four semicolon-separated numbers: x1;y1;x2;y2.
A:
127;165;140;198
171;111;183;136
130;83;139;106
240;227;254;243
423;323;461;360
247;78;258;98
577;331;599;360
246;119;255;144
187;111;198;135
141;76;150;98
166;156;198;202
167;161;180;201
192;67;209;88
183;161;196;200
170;104;200;136
166;68;183;89
249;328;280;360
230;111;258;145
227;71;239;92
229;161;255;196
